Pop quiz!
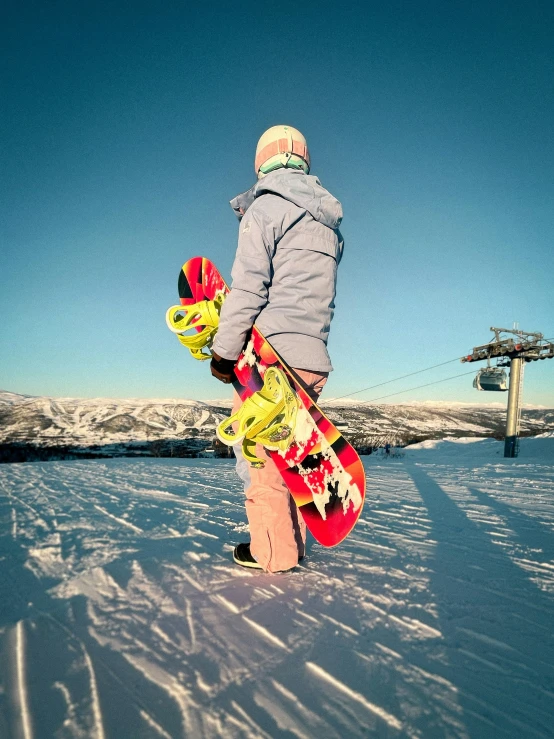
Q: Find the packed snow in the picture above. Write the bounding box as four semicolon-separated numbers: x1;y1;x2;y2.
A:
0;435;553;737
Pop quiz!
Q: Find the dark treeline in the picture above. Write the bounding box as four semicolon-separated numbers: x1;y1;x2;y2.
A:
0;439;228;464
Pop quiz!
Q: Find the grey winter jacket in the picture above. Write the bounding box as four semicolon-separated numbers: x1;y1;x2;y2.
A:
212;168;344;372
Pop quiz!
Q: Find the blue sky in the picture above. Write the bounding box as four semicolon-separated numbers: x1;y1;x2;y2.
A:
2;1;553;406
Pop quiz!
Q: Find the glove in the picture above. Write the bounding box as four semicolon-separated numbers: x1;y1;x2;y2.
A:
210;352;237;384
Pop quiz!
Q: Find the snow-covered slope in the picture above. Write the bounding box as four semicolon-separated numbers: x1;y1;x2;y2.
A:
0;391;229;448
0;436;552;737
406;431;554;461
1;391;553;454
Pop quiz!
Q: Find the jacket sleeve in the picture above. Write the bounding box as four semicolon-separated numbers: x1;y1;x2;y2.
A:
212;212;274;360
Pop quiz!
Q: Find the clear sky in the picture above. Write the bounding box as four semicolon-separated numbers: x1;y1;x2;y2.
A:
2;1;553;406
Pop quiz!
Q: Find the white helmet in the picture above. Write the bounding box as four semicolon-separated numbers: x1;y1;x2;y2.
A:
254;125;310;178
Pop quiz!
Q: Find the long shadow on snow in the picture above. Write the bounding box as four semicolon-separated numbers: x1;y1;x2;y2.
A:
407;464;554;739
0;520;197;737
470;486;554;563
0;498;59;626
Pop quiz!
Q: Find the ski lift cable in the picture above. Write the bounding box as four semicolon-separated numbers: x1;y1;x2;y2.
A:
331;334;553;406
358;369;479;405
332;357;461;402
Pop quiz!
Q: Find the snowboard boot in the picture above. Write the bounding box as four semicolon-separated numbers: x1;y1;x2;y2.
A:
233;543;263;569
232;543;305;571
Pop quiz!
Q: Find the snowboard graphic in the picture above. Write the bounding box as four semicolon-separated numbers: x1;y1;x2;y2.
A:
174;256;365;546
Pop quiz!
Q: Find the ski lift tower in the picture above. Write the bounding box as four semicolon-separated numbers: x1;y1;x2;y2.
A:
461;327;554;457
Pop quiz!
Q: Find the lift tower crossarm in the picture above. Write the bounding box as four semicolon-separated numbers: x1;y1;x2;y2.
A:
461;327;554;364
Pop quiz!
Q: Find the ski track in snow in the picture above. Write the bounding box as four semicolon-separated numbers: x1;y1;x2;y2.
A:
0;440;553;738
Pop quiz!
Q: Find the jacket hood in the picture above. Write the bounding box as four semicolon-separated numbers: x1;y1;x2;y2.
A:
230;169;343;229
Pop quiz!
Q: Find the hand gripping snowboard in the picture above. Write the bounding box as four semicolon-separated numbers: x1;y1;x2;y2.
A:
168;256;365;547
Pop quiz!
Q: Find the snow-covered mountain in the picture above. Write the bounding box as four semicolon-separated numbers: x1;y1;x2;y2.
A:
0;392;230;460
324;401;554;449
1;390;553;461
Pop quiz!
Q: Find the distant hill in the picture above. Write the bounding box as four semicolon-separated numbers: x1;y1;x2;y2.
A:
322;401;554;452
1;390;553;462
0;392;230;462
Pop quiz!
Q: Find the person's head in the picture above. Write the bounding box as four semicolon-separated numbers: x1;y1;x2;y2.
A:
254;125;310;179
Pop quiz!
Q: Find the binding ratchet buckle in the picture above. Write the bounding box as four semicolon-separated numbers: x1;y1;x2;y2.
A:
217;367;299;468
165;294;224;360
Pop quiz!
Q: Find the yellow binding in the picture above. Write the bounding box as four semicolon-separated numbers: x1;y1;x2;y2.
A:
217;367;299;467
165;294;224;360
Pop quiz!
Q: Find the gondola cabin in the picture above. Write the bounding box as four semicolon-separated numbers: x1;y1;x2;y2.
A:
473;368;508;392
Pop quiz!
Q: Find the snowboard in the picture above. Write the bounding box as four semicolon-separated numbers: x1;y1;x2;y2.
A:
174;256;365;547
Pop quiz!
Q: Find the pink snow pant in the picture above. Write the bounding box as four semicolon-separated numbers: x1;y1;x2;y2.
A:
232;369;328;573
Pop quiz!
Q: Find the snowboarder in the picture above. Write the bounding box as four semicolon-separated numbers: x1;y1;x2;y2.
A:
210;125;344;572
